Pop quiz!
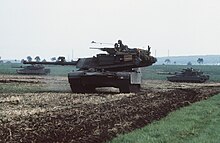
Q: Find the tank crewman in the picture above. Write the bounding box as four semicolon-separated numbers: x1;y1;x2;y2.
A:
117;40;128;52
118;40;124;48
114;43;120;51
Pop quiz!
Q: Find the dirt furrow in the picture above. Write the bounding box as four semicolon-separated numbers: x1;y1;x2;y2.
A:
0;87;219;143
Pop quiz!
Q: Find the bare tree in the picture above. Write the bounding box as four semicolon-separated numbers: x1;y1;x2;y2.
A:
187;61;192;66
35;56;41;62
20;59;25;63
164;59;171;64
197;58;204;64
51;57;56;61
57;56;66;62
27;56;32;62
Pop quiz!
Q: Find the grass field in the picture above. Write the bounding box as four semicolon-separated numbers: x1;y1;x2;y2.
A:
109;93;220;143
0;75;70;93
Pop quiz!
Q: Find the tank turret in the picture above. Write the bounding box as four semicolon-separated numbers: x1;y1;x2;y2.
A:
16;65;50;75
167;68;209;83
23;40;157;93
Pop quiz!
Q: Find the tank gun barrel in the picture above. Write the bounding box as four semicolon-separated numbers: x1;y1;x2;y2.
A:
91;41;113;45
11;66;23;68
90;47;117;55
157;72;175;75
23;60;77;66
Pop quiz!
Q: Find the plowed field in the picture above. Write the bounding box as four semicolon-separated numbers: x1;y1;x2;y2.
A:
0;75;220;143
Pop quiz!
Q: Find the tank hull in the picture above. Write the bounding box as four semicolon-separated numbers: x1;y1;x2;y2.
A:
16;69;50;75
167;75;209;83
68;70;141;93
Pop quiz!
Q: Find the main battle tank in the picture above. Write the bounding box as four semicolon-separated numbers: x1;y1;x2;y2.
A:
16;65;50;75
167;68;209;83
24;40;157;93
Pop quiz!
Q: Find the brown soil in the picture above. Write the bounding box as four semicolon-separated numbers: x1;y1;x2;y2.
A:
0;76;220;143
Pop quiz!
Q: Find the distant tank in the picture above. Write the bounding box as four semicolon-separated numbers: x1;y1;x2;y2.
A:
167;68;209;83
16;65;50;75
23;40;157;93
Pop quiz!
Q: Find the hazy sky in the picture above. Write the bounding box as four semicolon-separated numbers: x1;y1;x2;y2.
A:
0;0;220;60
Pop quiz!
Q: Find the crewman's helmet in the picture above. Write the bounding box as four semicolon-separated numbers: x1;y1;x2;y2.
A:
118;40;122;44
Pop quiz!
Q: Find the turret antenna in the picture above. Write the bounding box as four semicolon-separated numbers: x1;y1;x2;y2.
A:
91;41;113;45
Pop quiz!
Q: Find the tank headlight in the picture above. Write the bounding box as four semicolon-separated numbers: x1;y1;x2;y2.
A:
120;76;124;79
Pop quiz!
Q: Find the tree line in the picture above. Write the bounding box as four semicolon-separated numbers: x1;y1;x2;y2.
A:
21;56;59;63
164;58;204;65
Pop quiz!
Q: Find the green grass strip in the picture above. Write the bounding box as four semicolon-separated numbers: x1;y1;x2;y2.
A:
109;93;220;143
